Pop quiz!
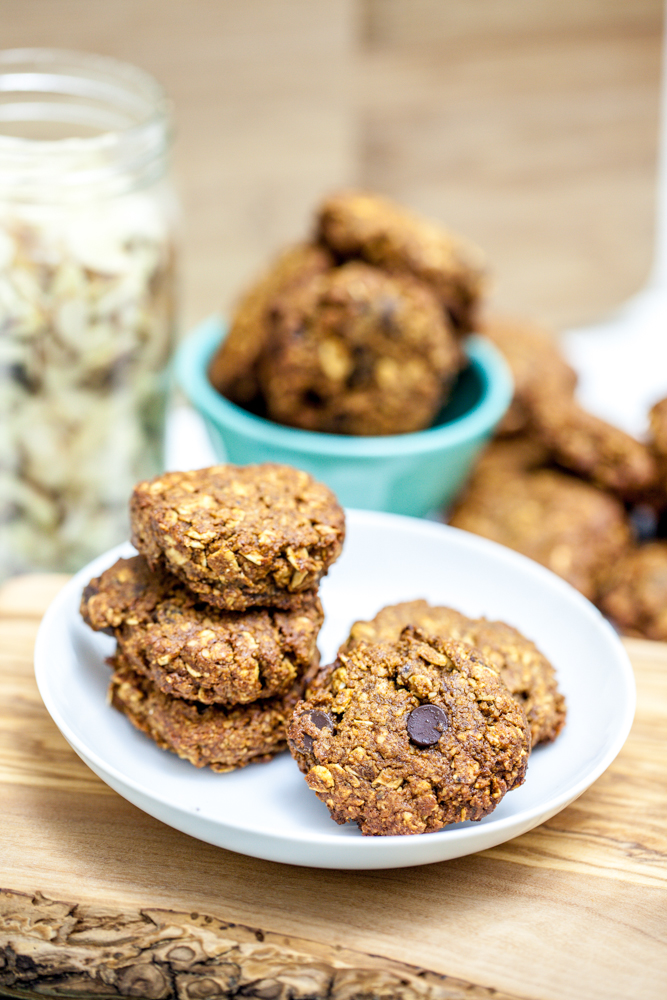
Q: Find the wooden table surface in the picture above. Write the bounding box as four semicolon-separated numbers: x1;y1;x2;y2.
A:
1;574;666;1000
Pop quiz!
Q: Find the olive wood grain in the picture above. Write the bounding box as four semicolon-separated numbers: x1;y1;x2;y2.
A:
1;575;666;1000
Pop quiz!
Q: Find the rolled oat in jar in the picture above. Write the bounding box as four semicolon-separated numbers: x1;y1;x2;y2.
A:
0;49;178;576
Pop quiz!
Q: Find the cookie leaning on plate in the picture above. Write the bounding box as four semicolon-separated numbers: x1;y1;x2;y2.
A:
130;463;345;612
288;627;530;836
340;599;566;747
81;554;323;705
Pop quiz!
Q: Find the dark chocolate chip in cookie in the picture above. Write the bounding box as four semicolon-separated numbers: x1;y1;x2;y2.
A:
309;709;334;731
303;708;334;750
407;704;448;747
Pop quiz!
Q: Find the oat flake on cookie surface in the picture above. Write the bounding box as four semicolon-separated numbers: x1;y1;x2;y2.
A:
130;463;345;611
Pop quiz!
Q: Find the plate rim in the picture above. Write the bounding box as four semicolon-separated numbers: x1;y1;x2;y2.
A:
34;508;637;868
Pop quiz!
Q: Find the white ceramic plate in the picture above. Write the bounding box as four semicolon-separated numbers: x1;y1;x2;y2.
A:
35;509;635;870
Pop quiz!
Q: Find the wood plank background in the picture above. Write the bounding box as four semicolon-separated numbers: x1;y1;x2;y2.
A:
0;0;662;330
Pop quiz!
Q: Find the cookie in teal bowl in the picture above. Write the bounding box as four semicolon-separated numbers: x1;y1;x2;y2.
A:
175;315;512;517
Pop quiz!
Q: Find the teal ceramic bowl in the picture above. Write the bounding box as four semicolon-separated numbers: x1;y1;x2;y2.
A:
175;315;513;517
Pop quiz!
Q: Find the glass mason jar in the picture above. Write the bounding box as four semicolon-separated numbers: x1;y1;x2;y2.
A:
0;49;177;578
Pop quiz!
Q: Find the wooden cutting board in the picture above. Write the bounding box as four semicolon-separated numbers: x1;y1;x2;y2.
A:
1;574;666;1000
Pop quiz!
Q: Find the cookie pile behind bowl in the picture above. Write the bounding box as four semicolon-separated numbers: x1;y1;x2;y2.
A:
80;462;345;772
175;191;513;517
447;314;667;639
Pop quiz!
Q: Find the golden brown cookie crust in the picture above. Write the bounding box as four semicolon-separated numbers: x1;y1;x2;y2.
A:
448;454;631;601
259;261;464;436
130;463;345;611
208;243;333;408
316;190;487;333
81;555;323;705
479;315;578;437
109;653;302;772
598;541;667;640
288;627;530;836
341;599;565;746
531;395;657;499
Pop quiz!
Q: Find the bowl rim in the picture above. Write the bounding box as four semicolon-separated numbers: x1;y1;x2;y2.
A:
175;314;513;458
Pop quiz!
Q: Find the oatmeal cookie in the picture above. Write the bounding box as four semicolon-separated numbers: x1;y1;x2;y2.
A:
130;463;345;611
316;191;487;333
208;243;333;408
598;541;667;640
81;555;322;704
649;396;667;459
109;652;301;772
288;627;530;836
449;456;631;600
341;599;565;746
531;395;657;499
480;316;577;437
258;261;464;435
457;435;552;483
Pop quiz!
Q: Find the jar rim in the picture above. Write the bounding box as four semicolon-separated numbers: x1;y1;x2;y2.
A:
0;48;172;201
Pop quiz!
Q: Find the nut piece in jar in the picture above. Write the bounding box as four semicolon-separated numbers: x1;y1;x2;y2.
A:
130;463;345;611
81;555;323;705
208;242;333;410
109;651;303;772
340;599;565;747
316;190;487;334
258;261;464;435
0;198;175;577
448;438;631;601
288;627;530;836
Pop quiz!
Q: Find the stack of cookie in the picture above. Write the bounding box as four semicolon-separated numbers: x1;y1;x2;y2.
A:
80;462;345;772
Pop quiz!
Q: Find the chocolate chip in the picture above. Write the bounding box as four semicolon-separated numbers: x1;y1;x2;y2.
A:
303;389;324;409
406;704;448;747
303;709;334;750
